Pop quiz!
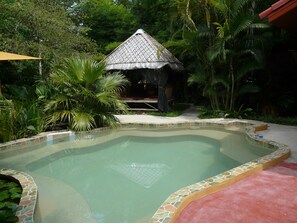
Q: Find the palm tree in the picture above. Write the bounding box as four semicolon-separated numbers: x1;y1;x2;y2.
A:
171;0;267;111
207;0;267;111
44;58;129;131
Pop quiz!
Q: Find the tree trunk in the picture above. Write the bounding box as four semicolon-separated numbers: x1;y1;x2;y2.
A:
229;58;235;111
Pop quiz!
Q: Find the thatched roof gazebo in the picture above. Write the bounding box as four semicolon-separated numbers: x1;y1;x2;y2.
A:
104;29;184;112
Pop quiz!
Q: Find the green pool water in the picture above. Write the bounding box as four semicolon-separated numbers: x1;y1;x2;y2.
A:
0;127;274;223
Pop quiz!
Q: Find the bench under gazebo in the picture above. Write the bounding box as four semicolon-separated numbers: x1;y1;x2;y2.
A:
104;29;184;112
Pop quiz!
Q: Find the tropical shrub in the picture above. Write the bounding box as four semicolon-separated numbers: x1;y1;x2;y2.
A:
0;97;42;143
148;103;190;117
0;177;22;223
44;58;129;131
169;0;269;112
198;106;254;119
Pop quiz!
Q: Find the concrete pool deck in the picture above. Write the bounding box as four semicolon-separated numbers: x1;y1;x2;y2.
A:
116;107;297;223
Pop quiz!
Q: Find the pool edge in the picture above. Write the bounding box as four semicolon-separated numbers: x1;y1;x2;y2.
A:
0;121;291;223
0;169;38;223
150;123;291;223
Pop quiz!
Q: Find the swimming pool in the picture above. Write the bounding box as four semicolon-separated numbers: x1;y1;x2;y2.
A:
0;125;279;222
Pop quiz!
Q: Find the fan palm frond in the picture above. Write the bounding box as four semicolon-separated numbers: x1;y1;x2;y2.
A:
45;58;129;131
71;111;96;131
99;73;130;93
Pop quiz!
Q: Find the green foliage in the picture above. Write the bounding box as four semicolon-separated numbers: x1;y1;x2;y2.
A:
0;0;96;77
169;0;269;111
80;0;137;50
148;103;190;117
198;107;297;124
0;178;22;223
197;107;225;119
130;0;177;42
0;96;43;143
44;58;129;131
198;106;253;119
247;116;297;126
104;42;122;54
224;107;254;119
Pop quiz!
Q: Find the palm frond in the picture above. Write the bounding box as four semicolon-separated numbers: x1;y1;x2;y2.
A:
188;72;208;85
45;58;133;130
233;18;253;37
232;0;251;18
52;58;84;84
71;111;96;131
211;77;228;88
83;60;105;86
236;61;263;81
209;0;228;16
207;40;224;61
98;73;129;93
236;49;263;63
238;84;260;95
44;95;74;112
45;110;73;127
250;23;270;29
213;22;225;38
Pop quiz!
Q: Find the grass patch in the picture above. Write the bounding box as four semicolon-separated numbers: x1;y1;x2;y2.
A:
197;107;297;126
197;107;254;119
247;116;297;126
148;103;191;117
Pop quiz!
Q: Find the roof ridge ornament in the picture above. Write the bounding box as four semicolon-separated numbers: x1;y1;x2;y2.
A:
135;29;145;35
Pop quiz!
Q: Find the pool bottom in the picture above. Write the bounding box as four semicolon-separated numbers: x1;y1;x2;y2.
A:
0;122;291;223
28;132;242;223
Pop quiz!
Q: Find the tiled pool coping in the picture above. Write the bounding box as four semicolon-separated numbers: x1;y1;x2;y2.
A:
0;121;291;223
0;169;37;223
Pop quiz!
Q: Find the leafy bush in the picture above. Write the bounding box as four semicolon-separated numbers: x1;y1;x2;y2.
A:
44;58;129;131
197;108;225;119
0;97;43;143
247;116;297;126
198;107;254;119
0;178;22;223
198;107;297;126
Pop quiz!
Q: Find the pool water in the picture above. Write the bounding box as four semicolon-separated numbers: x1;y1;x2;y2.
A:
0;127;274;223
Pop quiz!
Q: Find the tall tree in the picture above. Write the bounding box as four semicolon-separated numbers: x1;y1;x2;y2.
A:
0;0;96;78
170;0;268;111
131;0;177;42
80;0;137;51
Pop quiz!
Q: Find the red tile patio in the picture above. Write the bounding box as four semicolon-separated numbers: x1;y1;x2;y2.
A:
175;162;297;223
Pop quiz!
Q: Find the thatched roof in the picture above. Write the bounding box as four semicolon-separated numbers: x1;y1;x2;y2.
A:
105;29;184;71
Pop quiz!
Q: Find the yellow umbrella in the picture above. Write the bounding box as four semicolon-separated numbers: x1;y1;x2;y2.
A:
0;51;40;60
